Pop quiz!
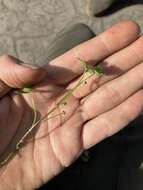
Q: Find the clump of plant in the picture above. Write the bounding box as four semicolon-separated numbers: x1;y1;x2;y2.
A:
0;59;104;166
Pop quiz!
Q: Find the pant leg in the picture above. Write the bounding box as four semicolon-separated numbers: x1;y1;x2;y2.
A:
38;23;124;190
117;115;143;190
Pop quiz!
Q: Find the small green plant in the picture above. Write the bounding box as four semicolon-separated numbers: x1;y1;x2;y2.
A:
0;59;104;166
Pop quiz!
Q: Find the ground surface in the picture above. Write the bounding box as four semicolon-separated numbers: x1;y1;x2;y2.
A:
0;0;143;65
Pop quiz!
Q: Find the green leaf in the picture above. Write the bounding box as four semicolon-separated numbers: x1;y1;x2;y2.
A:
94;65;104;75
78;58;104;76
22;86;33;93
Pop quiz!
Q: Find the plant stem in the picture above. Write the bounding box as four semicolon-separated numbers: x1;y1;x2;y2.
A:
0;59;104;166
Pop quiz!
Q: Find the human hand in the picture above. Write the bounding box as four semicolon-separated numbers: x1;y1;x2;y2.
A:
0;20;143;190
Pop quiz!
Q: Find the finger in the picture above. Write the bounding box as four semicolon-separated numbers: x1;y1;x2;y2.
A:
68;36;143;99
0;80;10;98
81;62;143;121
44;20;140;85
82;89;143;149
0;55;46;89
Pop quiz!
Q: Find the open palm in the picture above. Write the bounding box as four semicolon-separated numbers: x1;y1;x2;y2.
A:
0;21;143;190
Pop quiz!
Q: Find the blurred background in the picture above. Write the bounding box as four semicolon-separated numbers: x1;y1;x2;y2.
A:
0;0;143;66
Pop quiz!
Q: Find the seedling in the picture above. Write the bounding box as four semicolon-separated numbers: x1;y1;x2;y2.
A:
0;59;104;166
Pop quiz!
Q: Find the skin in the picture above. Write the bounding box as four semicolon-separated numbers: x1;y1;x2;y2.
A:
0;20;143;190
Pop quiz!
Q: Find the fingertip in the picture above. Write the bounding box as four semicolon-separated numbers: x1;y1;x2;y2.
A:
119;20;140;35
0;55;47;88
14;64;47;88
124;20;140;33
107;20;140;38
99;20;140;53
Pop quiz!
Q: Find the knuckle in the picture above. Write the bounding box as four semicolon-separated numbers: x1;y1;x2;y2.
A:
101;117;113;138
132;36;143;61
135;62;143;81
119;105;135;124
101;84;122;105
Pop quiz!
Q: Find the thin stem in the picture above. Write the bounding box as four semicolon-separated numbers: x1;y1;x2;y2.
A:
6;71;89;162
0;152;15;166
0;59;104;166
0;92;38;165
31;93;37;126
57;70;87;106
16;93;37;149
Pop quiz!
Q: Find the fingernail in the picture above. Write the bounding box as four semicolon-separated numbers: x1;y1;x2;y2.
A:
21;63;39;69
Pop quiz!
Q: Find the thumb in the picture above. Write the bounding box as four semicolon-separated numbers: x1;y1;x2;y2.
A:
0;55;46;89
